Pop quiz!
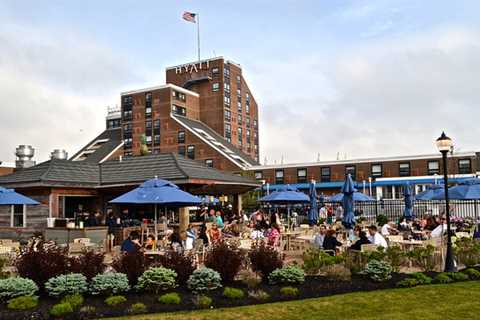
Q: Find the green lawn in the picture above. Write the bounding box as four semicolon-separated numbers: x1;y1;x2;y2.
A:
109;281;480;320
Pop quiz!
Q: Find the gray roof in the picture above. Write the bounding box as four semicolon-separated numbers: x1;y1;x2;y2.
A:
0;153;258;189
70;128;122;163
172;115;258;168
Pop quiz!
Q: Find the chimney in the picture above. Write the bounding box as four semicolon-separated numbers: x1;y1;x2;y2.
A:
15;145;35;169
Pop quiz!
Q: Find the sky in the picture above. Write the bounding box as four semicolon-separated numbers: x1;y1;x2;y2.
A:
1;0;480;165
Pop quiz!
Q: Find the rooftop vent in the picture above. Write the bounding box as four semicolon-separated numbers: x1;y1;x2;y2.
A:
51;149;68;160
15;145;35;169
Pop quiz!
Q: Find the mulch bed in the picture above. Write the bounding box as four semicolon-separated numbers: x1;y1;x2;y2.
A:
0;270;475;320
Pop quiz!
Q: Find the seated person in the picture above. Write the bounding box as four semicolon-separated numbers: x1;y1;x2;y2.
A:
185;224;197;250
350;231;371;251
215;211;225;229
207;222;222;245
367;225;388;248
322;229;342;255
431;218;447;238
312;225;327;248
381;222;398;236
170;229;183;251
267;223;281;246
250;225;265;240
144;234;156;250
121;231;141;253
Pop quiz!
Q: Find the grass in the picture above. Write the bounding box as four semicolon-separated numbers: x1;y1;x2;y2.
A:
107;281;480;320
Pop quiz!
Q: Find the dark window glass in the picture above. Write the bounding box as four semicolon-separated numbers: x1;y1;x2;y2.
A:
321;167;331;182
428;161;440;175
187;145;195;159
297;168;307;183
205;159;213;168
178;146;185;157
371;164;382;178
275;170;284;184
458;159;472;174
399;163;410;176
255;171;263;180
172;105;186;116
178;131;185;144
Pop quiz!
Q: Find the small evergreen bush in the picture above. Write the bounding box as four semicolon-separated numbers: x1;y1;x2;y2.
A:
463;268;480;280
396;278;420;288
361;260;393;282
434;273;453;284
45;273;88;297
90;272;130;295
7;296;38;310
223;287;244;299
158;292;181;305
79;305;96;315
50;302;74;317
104;295;127;306
0;277;39;300
280;286;299;298
187;268;222;292
409;272;432;285
136;267;177;293
193;295;212;309
303;248;344;275
268;266;305;285
61;293;84;309
248;289;270;301
445;272;469;282
129;302;147;314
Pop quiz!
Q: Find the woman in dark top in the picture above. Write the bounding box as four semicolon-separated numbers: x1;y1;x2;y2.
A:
322;229;342;255
350;231;371;251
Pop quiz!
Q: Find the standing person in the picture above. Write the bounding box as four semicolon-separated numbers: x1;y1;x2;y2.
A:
335;205;344;223
326;205;334;225
121;231;141;253
322;229;343;255
367;225;388;248
319;205;327;221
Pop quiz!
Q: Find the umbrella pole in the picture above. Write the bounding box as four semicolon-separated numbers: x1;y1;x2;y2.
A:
154;204;158;251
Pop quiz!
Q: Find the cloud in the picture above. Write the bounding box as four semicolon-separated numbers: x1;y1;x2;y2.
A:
0;23;141;163
257;26;480;164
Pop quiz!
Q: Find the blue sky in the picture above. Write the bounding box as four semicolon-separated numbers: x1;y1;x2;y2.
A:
1;1;480;164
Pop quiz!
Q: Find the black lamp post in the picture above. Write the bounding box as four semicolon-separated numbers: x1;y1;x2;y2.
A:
435;131;456;272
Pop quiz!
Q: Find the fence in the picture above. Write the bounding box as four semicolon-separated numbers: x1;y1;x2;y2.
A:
322;199;480;224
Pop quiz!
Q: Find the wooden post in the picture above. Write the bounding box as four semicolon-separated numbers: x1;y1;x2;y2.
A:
179;207;189;241
233;194;243;216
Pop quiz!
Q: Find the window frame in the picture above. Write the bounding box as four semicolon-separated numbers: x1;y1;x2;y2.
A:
427;160;440;175
177;130;185;144
275;169;284;184
297;168;308;183
320;167;331;182
399;162;411;177
205;159;213;168
371;164;383;178
458;158;472;174
186;145;195;160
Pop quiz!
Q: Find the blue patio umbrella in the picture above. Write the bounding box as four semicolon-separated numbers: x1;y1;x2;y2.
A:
403;182;414;220
307;181;318;225
258;185;310;204
329;191;374;202
341;174;356;229
0;187;39;205
415;184;444;200
200;196;220;205
110;178;201;249
432;178;480;200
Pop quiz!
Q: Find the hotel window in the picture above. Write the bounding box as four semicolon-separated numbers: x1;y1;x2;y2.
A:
255;171;263;180
212;83;220;92
238;114;243;125
224;96;231;107
145;120;152;129
178;146;185;157
458;159;472;174
124;137;132;148
253;119;258;128
154;134;160;144
178;130;185;144
321;167;331;182
371;164;383;178
246;129;251;141
399;162;410;176
297;168;307;183
224;110;231;121
172;104;186;116
122;110;132;121
246;103;250;114
236;75;241;84
154;119;160;129
246;117;250;127
123;123;132;132
237;95;242;103
145;135;152;144
145;92;152;106
205;159;213;168
236;89;241;97
345;165;356;180
237;101;242;112
238;127;243;145
211;67;219;74
123;95;133;105
12;204;25;227
224;83;230;93
275;170;284;184
172;90;186;102
187;145;195;159
225;123;231;138
224;67;230;78
428;161;440;175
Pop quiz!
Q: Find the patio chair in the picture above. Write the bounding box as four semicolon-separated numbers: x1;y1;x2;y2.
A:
360;244;379;252
386;235;403;243
68;243;85;255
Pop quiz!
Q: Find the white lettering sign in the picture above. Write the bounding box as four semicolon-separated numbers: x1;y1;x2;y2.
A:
175;60;210;74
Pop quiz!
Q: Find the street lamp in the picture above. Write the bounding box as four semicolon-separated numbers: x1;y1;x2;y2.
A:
435;131;456;272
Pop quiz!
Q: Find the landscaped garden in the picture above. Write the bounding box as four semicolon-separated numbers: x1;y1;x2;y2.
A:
0;237;479;319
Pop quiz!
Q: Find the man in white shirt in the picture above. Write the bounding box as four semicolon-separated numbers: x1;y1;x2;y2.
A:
368;225;388;248
431;223;447;238
381;222;397;236
312;225;327;248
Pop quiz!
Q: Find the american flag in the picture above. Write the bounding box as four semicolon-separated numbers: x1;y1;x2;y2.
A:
182;11;196;23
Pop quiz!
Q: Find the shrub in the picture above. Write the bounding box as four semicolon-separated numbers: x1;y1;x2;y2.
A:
268;266;305;285
187;268;222;292
249;243;283;281
0;277;39;300
463;268;480;280
7;296;38;310
396;278;420;288
361;260;393;282
61;293;84;309
445;272;469;282
280;286;299;298
385;246;406;273
0;257;10;279
376;214;388;226
223;287;244;299
193;295;212;309
79;305;96;315
112;249;147;286
157;250;196;285
129;302;147;314
303;247;344;275
454;238;480;267
15;242;69;290
50;302;74;317
406;245;436;272
105;295;127;306
204;240;245;283
136;267;177;293
362;247;387;262
409;272;432;285
69;250;106;281
248;289;270;301
45;273;88;297
90;272;130;295
434;273;453;284
158;292;181;305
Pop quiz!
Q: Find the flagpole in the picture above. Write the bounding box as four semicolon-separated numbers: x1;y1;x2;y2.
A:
197;13;201;61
